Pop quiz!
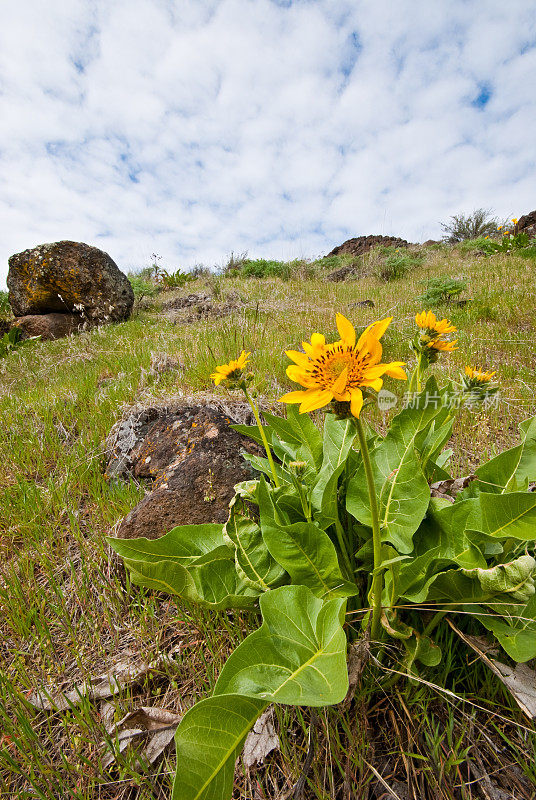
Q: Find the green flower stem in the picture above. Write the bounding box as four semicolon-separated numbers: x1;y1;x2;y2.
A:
291;476;312;522
354;417;383;642
423;609;447;637
334;518;354;582
242;387;280;488
408;353;423;394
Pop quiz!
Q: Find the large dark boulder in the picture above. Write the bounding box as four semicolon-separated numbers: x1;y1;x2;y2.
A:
327;234;410;258
105;400;263;541
517;210;536;238
7;241;134;323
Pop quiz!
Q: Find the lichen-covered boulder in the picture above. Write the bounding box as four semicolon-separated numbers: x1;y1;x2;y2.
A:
105;400;263;541
7;241;134;322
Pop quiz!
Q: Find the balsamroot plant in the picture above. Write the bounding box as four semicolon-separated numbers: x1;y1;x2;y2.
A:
108;312;536;800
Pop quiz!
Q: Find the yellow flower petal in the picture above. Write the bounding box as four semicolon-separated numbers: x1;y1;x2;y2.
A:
286;364;316;387
299;389;334;413
279;390;310;404
350;389;364;417
357;317;392;349
331;366;348;395
336;314;356;348
285;349;311;368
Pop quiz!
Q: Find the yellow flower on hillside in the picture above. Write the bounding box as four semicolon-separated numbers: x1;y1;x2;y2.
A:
462;365;499;403
211;351;251;386
279;314;407;417
464;366;496;383
413;310;457;359
415;310;457;336
512;218;519;225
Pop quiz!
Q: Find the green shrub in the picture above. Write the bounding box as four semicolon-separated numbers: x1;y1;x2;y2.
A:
240;258;294;279
418;277;467;306
128;275;160;300
440;208;502;242
455;236;491;253
373;246;422;281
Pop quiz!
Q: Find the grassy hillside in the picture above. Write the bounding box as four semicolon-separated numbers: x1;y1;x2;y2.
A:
1;242;536;799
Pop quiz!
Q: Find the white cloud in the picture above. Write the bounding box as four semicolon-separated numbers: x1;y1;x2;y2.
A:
0;0;535;286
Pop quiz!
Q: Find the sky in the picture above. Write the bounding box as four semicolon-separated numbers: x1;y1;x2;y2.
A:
1;0;535;285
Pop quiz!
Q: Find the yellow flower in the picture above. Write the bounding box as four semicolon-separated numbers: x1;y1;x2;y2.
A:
512;218;518;225
415;310;457;336
279;314;406;417
464;366;496;383
497;226;503;230
503;230;510;235
211;351;251;386
415;310;457;354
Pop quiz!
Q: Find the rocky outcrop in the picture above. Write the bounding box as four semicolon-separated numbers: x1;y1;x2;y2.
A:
7;241;134;324
327;235;410;258
517;210;536;238
106;399;264;540
12;313;81;341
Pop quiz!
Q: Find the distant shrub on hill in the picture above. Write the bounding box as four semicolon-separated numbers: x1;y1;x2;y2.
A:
440;208;501;242
371;245;423;281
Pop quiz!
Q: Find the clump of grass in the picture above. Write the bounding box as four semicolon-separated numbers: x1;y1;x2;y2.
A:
232;257;304;280
454;235;491;253
370;245;423;281
0;290;12;320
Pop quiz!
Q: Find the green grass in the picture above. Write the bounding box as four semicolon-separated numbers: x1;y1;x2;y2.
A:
1;245;536;798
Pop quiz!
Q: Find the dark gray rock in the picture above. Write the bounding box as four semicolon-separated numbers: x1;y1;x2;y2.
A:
7;240;134;322
106;400;263;541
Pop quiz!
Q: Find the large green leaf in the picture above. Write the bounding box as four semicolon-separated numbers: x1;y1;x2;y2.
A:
347;382;447;553
223;495;287;591
475;492;536;540
172;694;268;800
470;594;536;662
107;523;260;609
107;523;229;566
172;585;349;800
215;585;349;705
462;555;536;602
413;499;486;567
347;439;430;554
475;417;536;493
283;404;324;470
258;479;357;599
389;377;448;448
124;555;261;609
311;415;356;527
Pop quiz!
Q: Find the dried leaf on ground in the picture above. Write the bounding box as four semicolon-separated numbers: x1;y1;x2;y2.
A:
28;649;179;711
430;475;476;502
448;620;536;718
242;708;280;768
101;705;182;769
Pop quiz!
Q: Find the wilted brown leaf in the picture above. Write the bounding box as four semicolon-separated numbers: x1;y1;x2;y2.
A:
101;705;182;769
242;708;280;768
